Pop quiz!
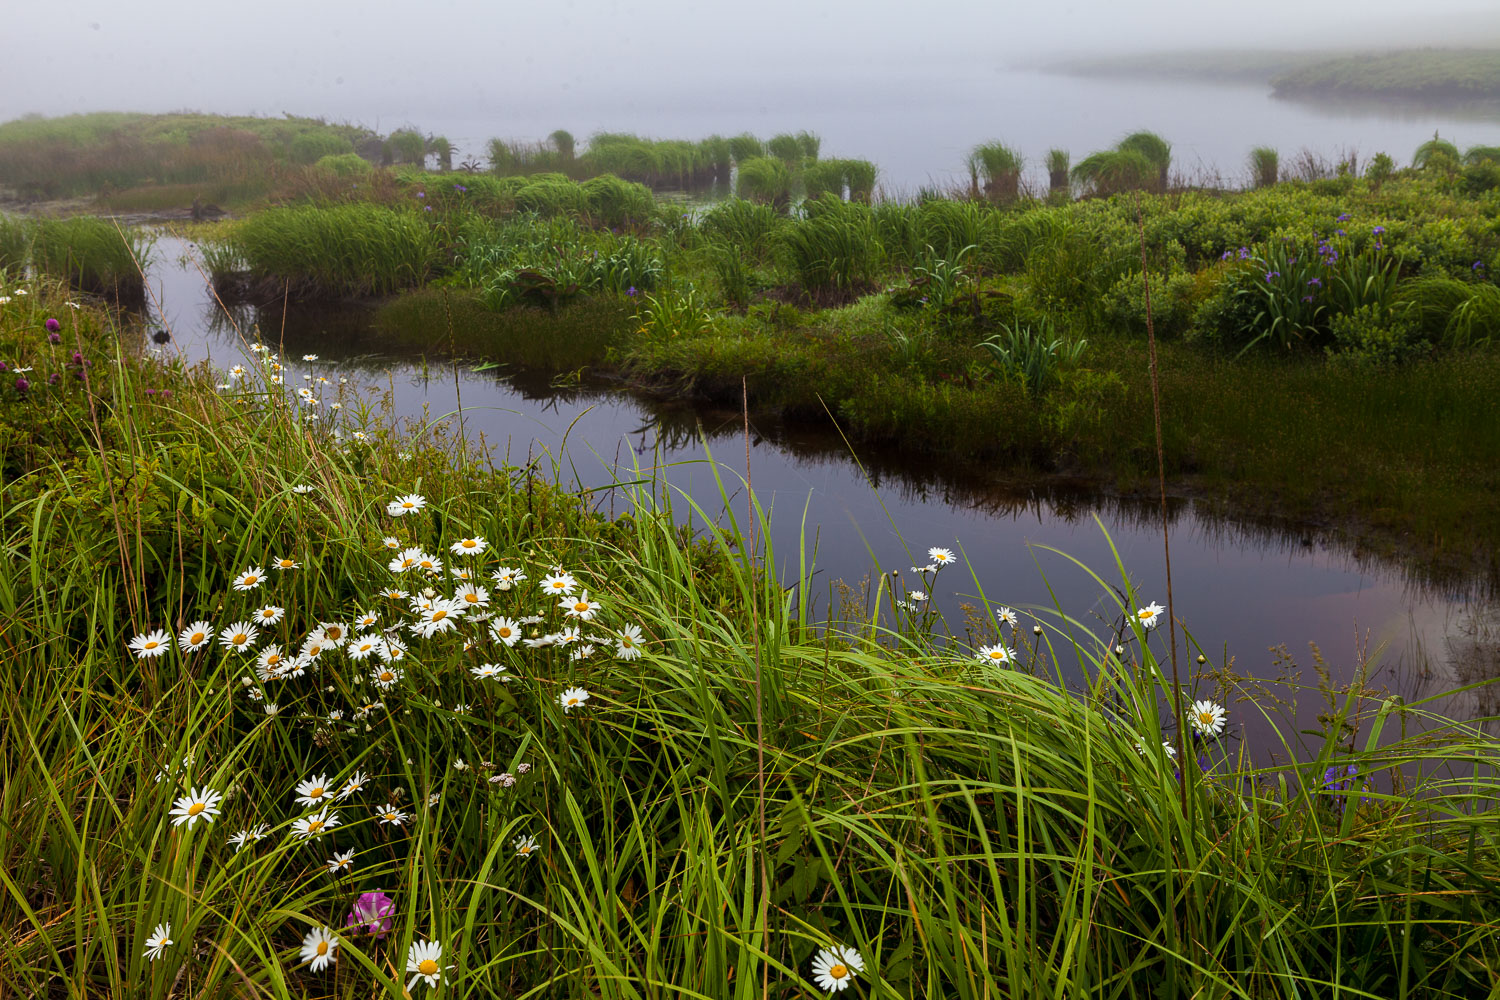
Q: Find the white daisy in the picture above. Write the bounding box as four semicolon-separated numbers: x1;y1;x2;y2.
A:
292;809;341;839
254;605;285;625
1190;699;1227;738
615;624;644;660
128;629;172;659
455;585;489;609
292;484;316;495
569;644;595;661
386;494;427;517
471;663;507;680
381;587;409;600
450;567;474;581
927;546;956;567
355;610;380;628
169;786;223;829
415;599;465;638
406;939;447;990
348;633;384;661
255;645;289;678
490;566;525;590
540;571;577;596
299;926;339;972
263;702;279;716
489;617;521;646
558;687;590;712
1136;602;1166;631
319;622;349;647
514;834;539;858
302;353;319;361
370;665;404;690
413;552;444;575
382;536;402;551
976;644;1013;665
561;590;601;621
143;922;174;962
272;556;300;571
995;607;1018;628
326;851;355;876
390;547;426;574
232;567;266;591
375;803;409;827
177;621;212;652
811;945;865;992
227;823;269;851
293;774;335;808
450;536;488;556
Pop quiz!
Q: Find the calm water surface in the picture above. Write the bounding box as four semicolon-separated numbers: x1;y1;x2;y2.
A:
142;233;1499;748
392;69;1500;193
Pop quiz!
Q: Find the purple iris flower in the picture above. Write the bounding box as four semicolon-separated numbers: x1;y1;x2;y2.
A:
1372;225;1385;235
45;318;60;332
1307;278;1322;287
1474;260;1485;271
1221;250;1233;261
416;191;425;198
626;286;637;297
1265;271;1280;282
1337;213;1350;221
345;891;395;938
1237;247;1251;260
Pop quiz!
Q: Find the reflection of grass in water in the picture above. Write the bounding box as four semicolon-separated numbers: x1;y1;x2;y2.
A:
374;289;636;371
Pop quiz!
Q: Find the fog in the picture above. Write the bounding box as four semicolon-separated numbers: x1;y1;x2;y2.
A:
4;0;1498;129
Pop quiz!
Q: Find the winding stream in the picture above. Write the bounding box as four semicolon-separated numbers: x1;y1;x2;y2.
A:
141;235;1498;746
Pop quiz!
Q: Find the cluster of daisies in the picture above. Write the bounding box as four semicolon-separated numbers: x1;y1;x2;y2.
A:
128;490;678;982
219;342;350;427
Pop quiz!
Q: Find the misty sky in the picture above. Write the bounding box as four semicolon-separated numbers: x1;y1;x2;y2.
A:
5;0;1498;128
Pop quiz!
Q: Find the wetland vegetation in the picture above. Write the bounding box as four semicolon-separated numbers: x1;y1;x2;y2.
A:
3;261;1500;998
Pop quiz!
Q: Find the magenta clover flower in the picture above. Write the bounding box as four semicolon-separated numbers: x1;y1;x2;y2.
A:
345;891;395;938
45;318;60;332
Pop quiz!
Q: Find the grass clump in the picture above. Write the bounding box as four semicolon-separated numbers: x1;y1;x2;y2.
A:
30;216;153;301
968;141;1023;202
1249;146;1279;188
735;156;793;209
226;203;440;297
778;197;885;301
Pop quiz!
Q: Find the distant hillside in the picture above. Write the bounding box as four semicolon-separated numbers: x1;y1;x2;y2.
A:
1270;49;1500;100
1045;47;1500;101
1044;50;1324;84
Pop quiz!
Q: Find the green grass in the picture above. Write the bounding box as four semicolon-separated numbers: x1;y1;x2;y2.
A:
3;277;1500;999
224;203;441;298
29;216;154;300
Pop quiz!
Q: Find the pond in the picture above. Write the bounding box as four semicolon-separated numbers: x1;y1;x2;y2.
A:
141;235;1499;750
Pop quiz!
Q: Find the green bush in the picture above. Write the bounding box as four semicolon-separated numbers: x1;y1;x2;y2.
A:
228;203;439;296
514;179;590;218
1103;268;1201;338
777;198;883;299
579;174;654;227
313;152;372;178
289;130;355;164
1327;303;1428;364
735;157;792;208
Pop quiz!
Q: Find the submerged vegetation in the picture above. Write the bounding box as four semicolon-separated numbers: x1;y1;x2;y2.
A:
3;273;1500;998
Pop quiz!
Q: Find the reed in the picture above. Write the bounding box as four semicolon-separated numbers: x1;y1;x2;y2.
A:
968;141;1023;202
1249;146;1279;188
1413;132;1461;170
30;216;153;301
735;156;793;210
1045;148;1071;195
225;202;440;297
1117;130;1172;191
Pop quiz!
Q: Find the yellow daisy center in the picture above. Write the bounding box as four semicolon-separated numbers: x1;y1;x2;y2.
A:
380;671;394;682
244;575;258;585
462;540;476;548
431;610;447;621
188;802;205;816
418;959;438;975
830;964;848;979
316;941;329;955
498;628;512;638
327;628;342;639
266;654;280;665
233;633;247;644
280;560;293;568
1141;610;1156;620
1199;712;1215;725
144;640;159;649
464;594;478;603
567;697;580;706
401;502;415;509
309;787;323;797
307;820;323;832
574;602;588;612
190;632;204;644
551;582;564;589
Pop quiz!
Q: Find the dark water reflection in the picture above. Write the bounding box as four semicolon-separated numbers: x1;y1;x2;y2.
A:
142;237;1500;745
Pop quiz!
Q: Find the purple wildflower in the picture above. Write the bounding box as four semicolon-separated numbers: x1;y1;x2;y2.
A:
626;286;637;297
1474;260;1485;271
48;373;59;385
453;184;467;192
1336;213;1350;221
345;891;395;938
15;377;29;393
1307;278;1322;287
1265;271;1280;282
0;361;7;372
424;205;432;212
1372;225;1385;235
1221;250;1233;262
48;332;61;344
1237;247;1251;260
1301;295;1314;302
416;191;425;199
45;318;60;332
